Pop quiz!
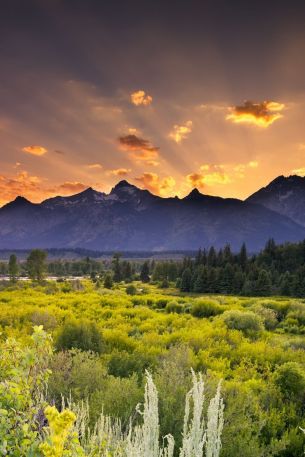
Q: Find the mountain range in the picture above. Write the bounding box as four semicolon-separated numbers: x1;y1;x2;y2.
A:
1;175;305;252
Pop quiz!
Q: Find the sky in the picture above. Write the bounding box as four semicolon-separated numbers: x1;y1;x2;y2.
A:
1;0;305;205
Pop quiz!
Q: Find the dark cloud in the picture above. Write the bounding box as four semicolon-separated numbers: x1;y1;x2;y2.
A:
118;134;159;163
118;134;159;153
227;100;285;127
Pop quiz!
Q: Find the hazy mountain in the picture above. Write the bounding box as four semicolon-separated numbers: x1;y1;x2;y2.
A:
247;175;305;227
0;179;305;251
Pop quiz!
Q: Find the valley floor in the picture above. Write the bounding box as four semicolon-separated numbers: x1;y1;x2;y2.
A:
1;280;305;456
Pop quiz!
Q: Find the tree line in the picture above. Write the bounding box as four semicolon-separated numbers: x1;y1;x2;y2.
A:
154;239;305;297
3;239;305;297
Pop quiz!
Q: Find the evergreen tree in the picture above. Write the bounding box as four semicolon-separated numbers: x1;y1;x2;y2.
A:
239;242;248;269
193;267;208;293
112;253;122;282
280;271;292;296
219;264;235;294
207;268;218;293
26;249;47;282
180;268;192;292
140;261;150;283
223;244;233;264
195;248;203;265
104;273;113;289
207;246;217;267
8;254;18;282
255;269;272;296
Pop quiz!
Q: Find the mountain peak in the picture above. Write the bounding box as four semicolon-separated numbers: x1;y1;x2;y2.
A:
247;174;305;227
184;188;204;200
112;180;135;191
2;195;33;209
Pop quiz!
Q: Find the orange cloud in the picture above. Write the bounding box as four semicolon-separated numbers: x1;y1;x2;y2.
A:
22;145;48;156
108;168;131;177
118;134;159;163
226;100;285;127
57;182;88;193
187;161;259;190
169;120;193;143
291;167;305;176
130;90;152;106
0;170;43;206
135;172;175;196
86;163;103;169
187;171;232;189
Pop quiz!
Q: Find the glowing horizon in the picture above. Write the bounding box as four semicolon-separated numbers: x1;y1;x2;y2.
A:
1;2;305;206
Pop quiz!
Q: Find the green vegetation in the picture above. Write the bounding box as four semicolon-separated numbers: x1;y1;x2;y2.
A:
0;326;224;456
8;253;18;282
0;277;305;455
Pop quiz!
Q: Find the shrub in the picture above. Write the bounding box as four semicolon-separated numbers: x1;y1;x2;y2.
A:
222;310;263;336
190;299;224;318
251;305;279;330
155;298;169;309
31;311;57;331
126;284;137;295
165;300;184;314
55;319;104;353
274;362;305;399
104;273;113;289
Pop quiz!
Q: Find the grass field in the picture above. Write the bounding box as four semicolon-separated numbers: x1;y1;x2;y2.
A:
1;280;305;456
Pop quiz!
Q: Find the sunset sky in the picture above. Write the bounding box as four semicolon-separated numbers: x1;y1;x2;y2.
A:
1;0;305;206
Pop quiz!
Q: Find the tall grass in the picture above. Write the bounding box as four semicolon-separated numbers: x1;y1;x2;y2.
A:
59;371;224;457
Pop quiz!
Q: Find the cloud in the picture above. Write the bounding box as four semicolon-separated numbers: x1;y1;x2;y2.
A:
291;167;305;176
135;172;176;196
169;120;193;143
0;170;43;205
22;145;48;156
86;163;103;169
118;134;159;163
233;160;259;174
187;171;232;189
187;161;259;190
226;100;285;127
108;168;131;177
55;149;65;155
130;90;152;106
57;182;88;193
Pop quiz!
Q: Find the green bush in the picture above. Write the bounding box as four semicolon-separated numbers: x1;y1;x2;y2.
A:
222;310;263;336
165;300;184;314
190;299;224;318
274;362;305;399
55;319;104;353
126;284;137;295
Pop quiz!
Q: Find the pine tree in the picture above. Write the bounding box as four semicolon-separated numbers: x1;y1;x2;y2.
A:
255;269;272;296
239;242;248;269
207;247;217;267
8;254;18;282
193;267;208;293
280;271;292;296
223;244;233;264
180;268;192;292
104;273;113;289
112;253;122;282
140;261;150;283
219;264;234;294
195;248;203;265
26;249;47;282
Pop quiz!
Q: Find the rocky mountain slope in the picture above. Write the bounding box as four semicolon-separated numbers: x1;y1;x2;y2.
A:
1;179;305;251
247;175;305;227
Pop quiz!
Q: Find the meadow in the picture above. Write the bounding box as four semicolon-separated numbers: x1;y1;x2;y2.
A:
1;279;305;456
